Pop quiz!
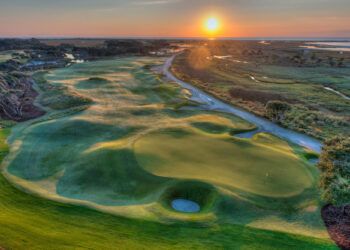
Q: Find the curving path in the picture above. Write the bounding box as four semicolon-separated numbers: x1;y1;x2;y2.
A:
323;86;350;100
163;56;322;153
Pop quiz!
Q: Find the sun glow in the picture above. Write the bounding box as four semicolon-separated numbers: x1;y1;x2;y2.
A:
205;17;220;34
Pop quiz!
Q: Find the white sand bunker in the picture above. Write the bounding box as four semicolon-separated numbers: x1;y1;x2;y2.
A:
171;199;200;213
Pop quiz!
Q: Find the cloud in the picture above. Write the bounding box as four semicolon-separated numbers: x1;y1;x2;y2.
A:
132;0;182;6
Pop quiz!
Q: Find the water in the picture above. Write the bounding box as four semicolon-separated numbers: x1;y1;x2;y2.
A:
308;42;350;48
308;158;320;165
171;199;200;213
235;129;261;139
164;56;322;153
301;42;350;52
300;45;350;52
213;55;232;59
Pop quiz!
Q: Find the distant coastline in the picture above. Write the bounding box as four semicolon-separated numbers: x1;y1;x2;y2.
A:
0;36;350;41
301;41;350;52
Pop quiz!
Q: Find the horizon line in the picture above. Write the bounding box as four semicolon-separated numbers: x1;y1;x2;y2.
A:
1;36;350;41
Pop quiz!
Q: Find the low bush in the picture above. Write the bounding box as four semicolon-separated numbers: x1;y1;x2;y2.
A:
318;137;350;205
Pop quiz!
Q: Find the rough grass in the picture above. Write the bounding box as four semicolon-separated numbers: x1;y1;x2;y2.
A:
33;72;92;110
0;129;337;249
171;51;350;140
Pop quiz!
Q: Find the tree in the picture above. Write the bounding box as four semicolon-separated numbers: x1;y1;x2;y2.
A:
265;101;291;123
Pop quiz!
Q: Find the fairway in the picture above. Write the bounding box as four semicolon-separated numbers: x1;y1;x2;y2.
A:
1;57;332;245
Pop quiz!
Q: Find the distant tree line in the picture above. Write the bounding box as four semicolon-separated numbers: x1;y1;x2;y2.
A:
0;38;46;51
0;38;173;62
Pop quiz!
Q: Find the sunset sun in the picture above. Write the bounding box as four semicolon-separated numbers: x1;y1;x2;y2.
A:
205;17;220;34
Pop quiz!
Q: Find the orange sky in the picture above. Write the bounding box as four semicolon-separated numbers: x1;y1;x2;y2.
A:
1;0;350;38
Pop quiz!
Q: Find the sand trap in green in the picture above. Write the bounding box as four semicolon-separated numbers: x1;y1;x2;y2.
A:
171;199;200;213
134;129;314;198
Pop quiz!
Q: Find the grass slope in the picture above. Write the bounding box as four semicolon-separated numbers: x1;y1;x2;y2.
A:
135;128;314;198
0;129;337;250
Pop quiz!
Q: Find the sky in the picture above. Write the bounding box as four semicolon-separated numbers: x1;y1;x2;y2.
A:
1;0;350;38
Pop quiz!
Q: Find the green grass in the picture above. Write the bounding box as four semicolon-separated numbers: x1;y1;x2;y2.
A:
191;122;234;134
134;128;314;199
0;57;337;248
0;129;337;249
191;121;256;135
33;71;92;110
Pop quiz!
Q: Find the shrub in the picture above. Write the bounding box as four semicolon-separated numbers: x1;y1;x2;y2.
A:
265;101;291;123
318;137;350;205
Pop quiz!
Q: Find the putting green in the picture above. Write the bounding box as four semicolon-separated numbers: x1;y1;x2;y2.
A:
134;128;314;198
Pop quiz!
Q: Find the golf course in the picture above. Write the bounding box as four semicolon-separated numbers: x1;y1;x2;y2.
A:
0;57;337;249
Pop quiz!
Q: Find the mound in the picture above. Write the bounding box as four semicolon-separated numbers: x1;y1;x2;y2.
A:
134;128;315;198
75;77;111;89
